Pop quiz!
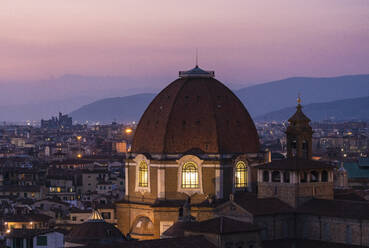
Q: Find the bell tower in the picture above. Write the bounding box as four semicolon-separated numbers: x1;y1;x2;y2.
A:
286;95;312;160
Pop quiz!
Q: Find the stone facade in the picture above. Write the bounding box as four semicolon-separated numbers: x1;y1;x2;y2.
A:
116;153;264;239
296;215;369;246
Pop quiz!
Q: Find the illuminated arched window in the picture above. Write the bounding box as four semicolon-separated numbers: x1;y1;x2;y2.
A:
182;162;199;188
235;161;248;188
138;161;148;187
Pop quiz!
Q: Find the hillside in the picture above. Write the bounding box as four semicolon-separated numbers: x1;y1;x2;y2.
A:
69;94;155;123
235;74;369;116
69;74;369;123
256;96;369;121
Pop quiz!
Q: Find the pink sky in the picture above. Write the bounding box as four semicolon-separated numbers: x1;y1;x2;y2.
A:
0;0;369;84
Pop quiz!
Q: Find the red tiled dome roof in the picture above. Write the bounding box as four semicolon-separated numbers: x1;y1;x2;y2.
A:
132;69;259;154
66;211;125;244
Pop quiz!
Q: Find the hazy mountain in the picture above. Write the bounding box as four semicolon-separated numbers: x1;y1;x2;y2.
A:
0;97;94;122
69;94;156;123
256;96;369;121
69;74;369;123
0;74;160;122
236;74;369;116
1;74;369;122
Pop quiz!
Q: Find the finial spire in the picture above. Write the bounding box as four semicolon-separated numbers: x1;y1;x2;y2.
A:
297;93;302;105
195;48;198;67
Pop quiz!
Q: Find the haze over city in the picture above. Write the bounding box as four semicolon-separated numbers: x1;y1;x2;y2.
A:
1;1;369;248
0;0;368;122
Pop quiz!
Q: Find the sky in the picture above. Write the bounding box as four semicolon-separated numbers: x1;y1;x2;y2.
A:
0;0;369;98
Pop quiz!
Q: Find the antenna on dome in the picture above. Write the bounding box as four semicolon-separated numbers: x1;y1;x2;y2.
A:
195;48;198;67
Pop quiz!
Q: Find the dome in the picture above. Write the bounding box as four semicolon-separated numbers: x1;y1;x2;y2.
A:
66;210;125;244
132;66;259;154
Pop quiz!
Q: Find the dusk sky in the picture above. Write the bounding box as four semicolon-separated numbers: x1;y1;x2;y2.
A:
1;0;369;85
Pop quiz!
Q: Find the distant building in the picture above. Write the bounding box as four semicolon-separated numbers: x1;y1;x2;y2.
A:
5;229;64;248
41;112;72;129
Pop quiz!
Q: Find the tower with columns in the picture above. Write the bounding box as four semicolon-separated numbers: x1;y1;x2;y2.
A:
257;97;334;207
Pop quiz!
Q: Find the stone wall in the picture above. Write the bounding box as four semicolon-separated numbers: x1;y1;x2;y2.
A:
258;182;334;207
296;214;369;246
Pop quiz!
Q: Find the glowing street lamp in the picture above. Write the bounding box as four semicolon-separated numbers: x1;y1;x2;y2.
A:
125;128;133;134
77;153;82;159
76;136;82;141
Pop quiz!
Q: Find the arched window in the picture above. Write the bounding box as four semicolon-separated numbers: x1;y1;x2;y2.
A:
182;162;199;188
272;171;281;182
311;171;319;182
138;161;148;187
235;161;248;188
263;171;269;182
322;170;328;182
283;171;290;183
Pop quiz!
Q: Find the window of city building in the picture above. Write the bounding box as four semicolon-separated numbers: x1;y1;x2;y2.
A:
181;162;199;188
36;236;47;246
101;212;111;219
138;161;148;187
235;161;248;188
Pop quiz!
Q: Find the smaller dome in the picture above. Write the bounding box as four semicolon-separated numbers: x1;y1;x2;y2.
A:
288;104;311;123
130;216;155;238
66;210;125;245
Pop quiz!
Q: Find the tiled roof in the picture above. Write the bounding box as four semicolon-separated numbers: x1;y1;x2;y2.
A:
162;221;188;238
334;189;367;202
263;239;362;248
66;221;125;243
344;162;369;178
3;213;52;222
288;104;311;123
233;194;294;216
80;236;217;248
5;228;61;238
0;185;41;193
132;76;259;154
183;217;260;234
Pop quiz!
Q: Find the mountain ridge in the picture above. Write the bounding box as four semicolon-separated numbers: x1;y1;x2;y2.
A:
70;74;369;123
256;96;369;121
